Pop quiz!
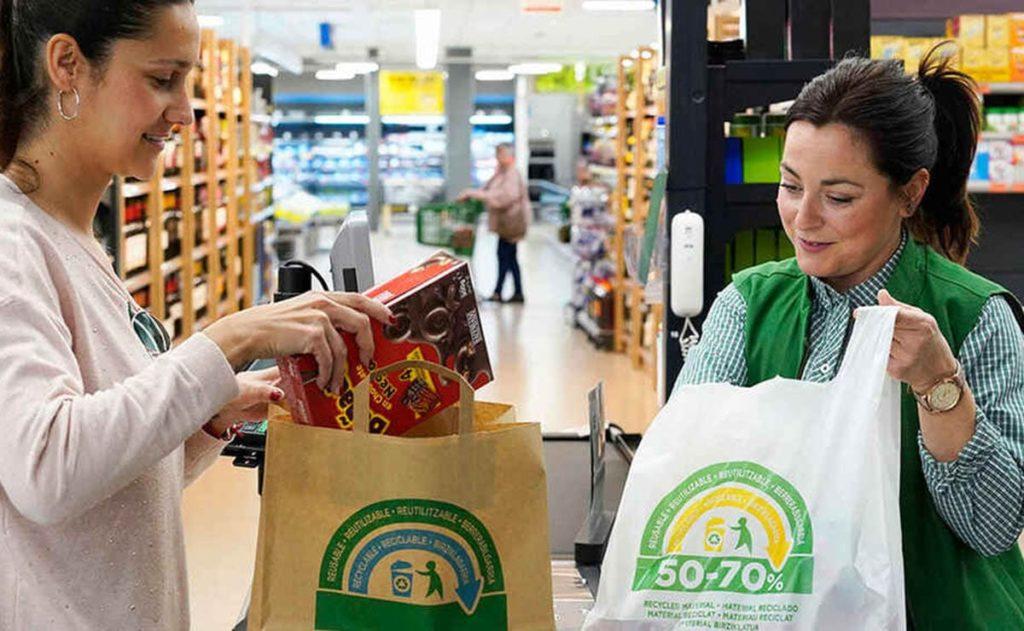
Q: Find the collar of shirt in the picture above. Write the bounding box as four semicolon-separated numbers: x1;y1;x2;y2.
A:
808;230;908;310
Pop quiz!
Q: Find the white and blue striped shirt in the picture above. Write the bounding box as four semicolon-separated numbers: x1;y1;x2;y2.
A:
674;234;1024;556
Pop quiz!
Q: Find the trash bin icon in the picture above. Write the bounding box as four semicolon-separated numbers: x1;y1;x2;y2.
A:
391;560;414;598
704;517;726;553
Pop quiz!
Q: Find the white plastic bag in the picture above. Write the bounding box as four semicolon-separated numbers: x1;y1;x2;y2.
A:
585;306;905;630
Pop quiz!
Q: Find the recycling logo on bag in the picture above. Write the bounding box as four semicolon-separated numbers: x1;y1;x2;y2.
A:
633;462;813;612
315;499;508;630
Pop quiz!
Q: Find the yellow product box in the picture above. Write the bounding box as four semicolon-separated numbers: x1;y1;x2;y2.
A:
958;14;988;50
903;38;936;75
1012;47;1024;82
988;47;1012;83
987;14;1011;50
962;46;990;83
870;36;905;61
1011;14;1024;48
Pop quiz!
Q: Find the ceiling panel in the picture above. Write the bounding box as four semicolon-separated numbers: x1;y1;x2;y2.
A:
196;0;659;71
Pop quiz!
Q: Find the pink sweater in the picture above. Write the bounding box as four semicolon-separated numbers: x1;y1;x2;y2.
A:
0;176;240;629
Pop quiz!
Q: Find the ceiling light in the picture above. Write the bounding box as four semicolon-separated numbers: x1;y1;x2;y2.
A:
251;61;279;77
314;114;370;125
415;9;441;70
508;62;563;75
581;0;655;10
335;61;379;74
316;69;356;81
476;69;515;81
197;15;225;28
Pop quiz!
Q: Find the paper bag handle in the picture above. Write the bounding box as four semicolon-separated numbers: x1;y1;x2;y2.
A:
352;359;475;435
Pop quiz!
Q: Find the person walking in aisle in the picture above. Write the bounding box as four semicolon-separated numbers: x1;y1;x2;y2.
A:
459;143;531;304
0;2;390;628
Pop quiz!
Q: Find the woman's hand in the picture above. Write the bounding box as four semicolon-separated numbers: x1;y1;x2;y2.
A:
204;368;284;437
203;292;393;394
875;289;959;392
457;189;480;202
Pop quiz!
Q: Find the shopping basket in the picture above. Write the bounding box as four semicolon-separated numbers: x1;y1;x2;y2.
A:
415;200;484;256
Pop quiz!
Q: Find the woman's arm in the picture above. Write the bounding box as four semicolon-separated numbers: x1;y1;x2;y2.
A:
918;296;1024;556
672;283;750;393
0;295;238;525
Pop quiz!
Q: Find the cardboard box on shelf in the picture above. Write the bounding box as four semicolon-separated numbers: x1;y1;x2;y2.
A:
1012;47;1024;82
904;38;937;75
958;15;988;50
988;47;1012;83
1011;14;1024;48
277;251;493;435
962;47;990;83
870;36;905;61
987;14;1011;50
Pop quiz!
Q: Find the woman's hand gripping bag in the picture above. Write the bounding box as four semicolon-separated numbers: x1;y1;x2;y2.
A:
585;307;906;630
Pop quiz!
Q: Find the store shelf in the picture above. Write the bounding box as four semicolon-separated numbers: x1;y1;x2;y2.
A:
723;59;832;112
979;131;1024;143
590;115;618;127
968;182;1024;194
979;83;1024;95
162;257;182;274
124;270;151;293
251;113;272;124
590;164;618;179
251;204;276;224
193;244;209;260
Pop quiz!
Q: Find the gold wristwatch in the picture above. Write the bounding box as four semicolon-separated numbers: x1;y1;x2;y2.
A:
911;361;966;413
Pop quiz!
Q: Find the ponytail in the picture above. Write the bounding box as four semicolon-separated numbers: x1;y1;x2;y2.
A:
911;45;981;264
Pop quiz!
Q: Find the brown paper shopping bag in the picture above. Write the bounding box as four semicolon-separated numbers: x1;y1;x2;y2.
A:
249;360;554;630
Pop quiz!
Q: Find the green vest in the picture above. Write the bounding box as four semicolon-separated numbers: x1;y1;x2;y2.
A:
734;237;1024;629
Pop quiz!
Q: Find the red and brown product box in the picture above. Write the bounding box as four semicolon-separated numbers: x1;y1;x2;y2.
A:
276;251;493;435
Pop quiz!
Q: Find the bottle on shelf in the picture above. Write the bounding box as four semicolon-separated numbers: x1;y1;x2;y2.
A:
123;197;148;274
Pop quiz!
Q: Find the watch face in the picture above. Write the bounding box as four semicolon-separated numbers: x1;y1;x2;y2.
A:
929;382;961;411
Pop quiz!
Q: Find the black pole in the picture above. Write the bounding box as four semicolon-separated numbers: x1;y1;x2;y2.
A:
662;0;709;396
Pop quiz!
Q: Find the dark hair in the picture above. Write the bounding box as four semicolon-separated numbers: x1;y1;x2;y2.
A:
0;0;194;176
786;44;980;264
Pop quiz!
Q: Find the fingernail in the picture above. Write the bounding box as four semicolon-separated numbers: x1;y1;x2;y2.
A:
271;390;284;402
388;315;398;325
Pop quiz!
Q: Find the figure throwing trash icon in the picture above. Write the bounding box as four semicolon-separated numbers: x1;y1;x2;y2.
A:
417;561;445;599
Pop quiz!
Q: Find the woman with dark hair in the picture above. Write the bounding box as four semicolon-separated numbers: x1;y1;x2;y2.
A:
674;47;1024;627
0;2;390;627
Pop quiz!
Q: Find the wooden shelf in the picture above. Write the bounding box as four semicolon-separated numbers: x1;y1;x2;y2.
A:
162;257;182;274
124;270;151;293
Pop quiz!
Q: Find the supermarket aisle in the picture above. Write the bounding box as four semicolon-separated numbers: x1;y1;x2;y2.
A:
182;215;661;629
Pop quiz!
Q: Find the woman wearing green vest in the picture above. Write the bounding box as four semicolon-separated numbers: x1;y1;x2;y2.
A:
674;47;1024;628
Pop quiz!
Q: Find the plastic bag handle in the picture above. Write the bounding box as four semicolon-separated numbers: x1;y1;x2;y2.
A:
834;306;899;385
352;359;474;435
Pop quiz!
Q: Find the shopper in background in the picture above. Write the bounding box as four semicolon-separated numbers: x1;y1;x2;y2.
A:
459;143;531;304
674;47;1024;626
0;2;390;629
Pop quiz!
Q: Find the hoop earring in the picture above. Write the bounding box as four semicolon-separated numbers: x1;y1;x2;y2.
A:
57;88;80;121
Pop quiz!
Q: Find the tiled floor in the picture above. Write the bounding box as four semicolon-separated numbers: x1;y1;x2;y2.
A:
182;217;662;629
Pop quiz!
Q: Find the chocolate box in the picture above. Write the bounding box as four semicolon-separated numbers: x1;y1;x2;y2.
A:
277;252;493;435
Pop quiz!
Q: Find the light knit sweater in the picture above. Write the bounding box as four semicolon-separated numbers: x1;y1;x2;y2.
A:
0;175;240;629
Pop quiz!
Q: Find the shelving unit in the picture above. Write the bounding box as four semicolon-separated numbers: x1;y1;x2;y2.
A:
113;28;272;345
611;47;662;381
